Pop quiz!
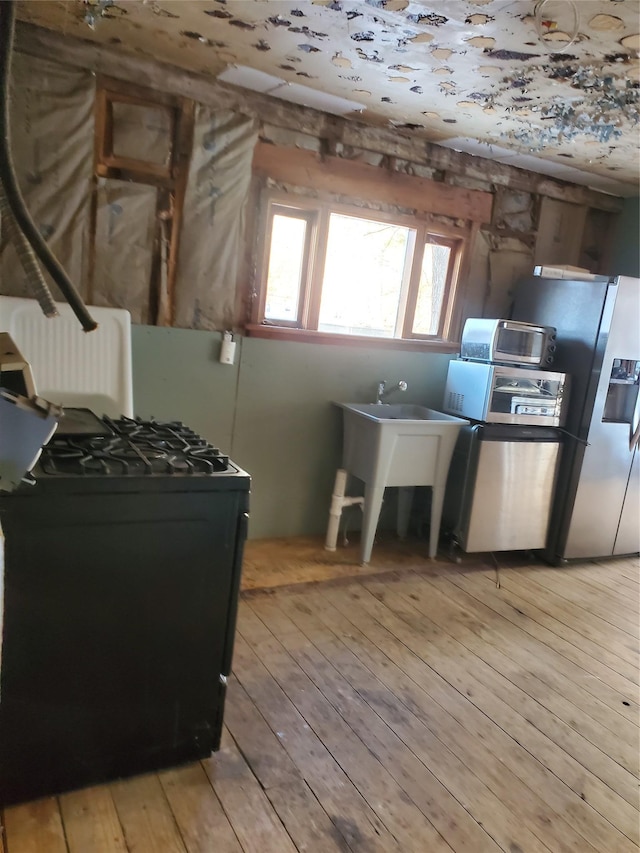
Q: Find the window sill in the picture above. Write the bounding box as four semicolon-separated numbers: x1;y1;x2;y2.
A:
245;324;460;354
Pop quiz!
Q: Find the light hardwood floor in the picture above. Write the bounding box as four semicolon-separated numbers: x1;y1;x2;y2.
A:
2;545;639;853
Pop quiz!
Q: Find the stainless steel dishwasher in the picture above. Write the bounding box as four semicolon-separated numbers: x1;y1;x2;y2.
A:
443;424;562;553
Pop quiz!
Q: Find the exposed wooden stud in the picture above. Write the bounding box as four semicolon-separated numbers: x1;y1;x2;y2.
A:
238;175;263;327
96;75;185;111
94;86;113;167
94;163;175;190
84;74;114;308
97;156;172;182
148;189;171;326
163;98;195;327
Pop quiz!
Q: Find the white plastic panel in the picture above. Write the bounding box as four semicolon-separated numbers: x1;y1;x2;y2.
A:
0;296;133;418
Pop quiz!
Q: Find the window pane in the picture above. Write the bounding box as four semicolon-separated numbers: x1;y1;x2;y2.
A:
265;215;306;322
318;214;411;337
412;243;452;336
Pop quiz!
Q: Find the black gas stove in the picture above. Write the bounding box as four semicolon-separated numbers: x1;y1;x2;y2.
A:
18;412;248;496
40;415;232;478
0;413;250;805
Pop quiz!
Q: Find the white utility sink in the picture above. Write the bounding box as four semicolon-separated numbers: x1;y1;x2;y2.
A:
340;402;461;422
336;402;469;563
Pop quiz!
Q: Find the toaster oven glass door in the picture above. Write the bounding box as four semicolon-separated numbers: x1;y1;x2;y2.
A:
489;371;565;424
497;326;545;361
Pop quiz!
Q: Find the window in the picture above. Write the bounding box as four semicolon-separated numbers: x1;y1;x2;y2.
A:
253;195;465;345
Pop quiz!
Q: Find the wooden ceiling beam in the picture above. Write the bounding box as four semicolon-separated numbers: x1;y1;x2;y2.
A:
253;142;493;224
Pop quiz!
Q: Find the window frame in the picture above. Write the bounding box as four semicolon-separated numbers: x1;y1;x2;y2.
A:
259;203;319;328
251;190;468;349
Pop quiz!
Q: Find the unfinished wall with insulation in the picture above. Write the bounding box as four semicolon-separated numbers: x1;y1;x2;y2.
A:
173;108;257;331
0;53;94;302
0;28;626;335
0;51;257;332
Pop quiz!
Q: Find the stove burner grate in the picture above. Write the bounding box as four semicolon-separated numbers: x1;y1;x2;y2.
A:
40;417;231;477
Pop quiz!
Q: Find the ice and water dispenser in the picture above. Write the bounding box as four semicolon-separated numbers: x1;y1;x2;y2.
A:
603;359;640;432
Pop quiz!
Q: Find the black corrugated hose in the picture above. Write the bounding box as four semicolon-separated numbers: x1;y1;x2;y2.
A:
0;0;98;332
0;181;59;318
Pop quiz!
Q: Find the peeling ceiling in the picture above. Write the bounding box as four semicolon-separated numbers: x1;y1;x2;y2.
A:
16;0;640;196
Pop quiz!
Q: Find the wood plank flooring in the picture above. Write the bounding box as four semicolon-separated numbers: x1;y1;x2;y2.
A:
2;546;638;853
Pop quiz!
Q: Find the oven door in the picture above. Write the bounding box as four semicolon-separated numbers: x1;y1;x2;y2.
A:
493;321;553;367
486;366;567;426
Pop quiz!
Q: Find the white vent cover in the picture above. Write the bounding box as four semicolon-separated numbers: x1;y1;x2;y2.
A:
0;296;133;418
447;391;464;414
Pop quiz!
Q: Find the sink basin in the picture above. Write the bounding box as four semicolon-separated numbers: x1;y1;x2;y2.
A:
339;402;467;423
334;402;469;563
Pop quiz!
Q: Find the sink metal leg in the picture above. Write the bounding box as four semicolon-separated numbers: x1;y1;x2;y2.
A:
429;485;445;559
360;484;385;565
397;486;414;540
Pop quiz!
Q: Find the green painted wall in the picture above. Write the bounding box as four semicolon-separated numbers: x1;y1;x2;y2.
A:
132;326;239;448
609;197;640;277
132;325;452;539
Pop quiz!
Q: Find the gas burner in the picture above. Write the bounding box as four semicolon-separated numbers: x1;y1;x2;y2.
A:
40;416;231;477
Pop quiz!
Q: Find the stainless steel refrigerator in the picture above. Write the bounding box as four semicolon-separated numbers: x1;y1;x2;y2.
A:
512;274;639;563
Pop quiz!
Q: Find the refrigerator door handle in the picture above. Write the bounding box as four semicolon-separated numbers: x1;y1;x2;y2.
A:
630;388;640;451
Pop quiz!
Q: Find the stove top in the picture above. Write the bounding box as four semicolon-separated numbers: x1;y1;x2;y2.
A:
39;416;232;478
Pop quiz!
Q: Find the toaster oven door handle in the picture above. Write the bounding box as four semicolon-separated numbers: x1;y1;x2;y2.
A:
499;321;549;334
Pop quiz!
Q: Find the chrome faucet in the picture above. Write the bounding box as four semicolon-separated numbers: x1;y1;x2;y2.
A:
376;379;408;404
